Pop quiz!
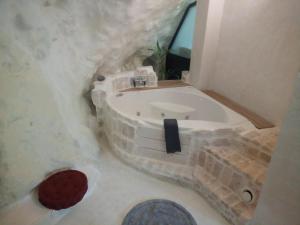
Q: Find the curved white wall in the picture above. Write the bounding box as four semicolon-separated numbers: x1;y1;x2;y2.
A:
191;0;300;124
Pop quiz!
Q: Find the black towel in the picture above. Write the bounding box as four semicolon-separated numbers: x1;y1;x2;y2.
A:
163;119;181;154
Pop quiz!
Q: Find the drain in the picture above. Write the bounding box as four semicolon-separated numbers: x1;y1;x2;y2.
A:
161;113;165;117
136;112;141;116
185;115;189;120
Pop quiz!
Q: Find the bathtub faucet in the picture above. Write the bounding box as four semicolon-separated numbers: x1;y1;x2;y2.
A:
130;76;147;88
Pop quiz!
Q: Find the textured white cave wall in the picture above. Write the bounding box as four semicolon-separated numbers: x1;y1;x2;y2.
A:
0;0;190;208
0;42;98;208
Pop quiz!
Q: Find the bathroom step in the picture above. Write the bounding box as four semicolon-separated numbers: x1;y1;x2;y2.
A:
193;166;255;224
238;128;278;164
204;145;267;186
193;137;275;225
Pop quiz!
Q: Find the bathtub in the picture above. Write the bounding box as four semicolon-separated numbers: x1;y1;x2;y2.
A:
100;86;254;164
108;86;252;130
93;85;255;165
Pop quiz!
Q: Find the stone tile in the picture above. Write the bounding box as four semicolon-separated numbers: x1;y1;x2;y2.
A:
221;148;236;160
244;146;259;160
212;159;224;178
188;152;198;166
242;162;265;181
136;147;187;164
223;193;240;207
195;138;210;147
180;133;191;145
206;146;234;161
243;130;259;139
194;130;211;138
262;144;275;155
255;170;267;186
213;128;234;135
121;122;135;138
225;152;243;165
258;151;271;164
126;141;134;153
230;154;251;171
136;126;190;145
228;172;244;192
193;168;212;187
232;202;248;217
235;127;246;133
198;151;206;167
264;140;277;151
240;205;255;221
205;177;219;191
220;166;233;186
204;154;215;173
215;185;232;200
135;137;189;154
211;138;231;147
180;168;194;183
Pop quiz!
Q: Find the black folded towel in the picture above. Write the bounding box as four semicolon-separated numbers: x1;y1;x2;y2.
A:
163;119;181;154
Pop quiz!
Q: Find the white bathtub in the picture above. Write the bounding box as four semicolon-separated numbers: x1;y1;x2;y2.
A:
108;86;252;130
97;85;255;166
92;81;255;161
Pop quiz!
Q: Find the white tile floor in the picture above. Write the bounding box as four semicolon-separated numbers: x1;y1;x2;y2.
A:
57;138;230;225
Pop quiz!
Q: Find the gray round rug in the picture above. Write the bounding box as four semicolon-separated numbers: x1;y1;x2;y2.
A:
122;199;197;225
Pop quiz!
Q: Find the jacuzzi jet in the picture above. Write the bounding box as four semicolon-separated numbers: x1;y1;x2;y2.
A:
185;115;189;120
150;101;196;120
136;112;141;116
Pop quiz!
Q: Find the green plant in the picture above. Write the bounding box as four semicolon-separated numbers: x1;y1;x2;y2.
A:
146;41;168;80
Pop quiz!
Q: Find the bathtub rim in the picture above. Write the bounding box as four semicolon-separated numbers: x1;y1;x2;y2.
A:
105;86;255;131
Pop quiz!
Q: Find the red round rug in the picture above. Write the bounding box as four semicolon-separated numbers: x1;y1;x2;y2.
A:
38;170;88;210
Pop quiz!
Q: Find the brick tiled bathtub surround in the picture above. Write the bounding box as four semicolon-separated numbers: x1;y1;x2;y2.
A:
91;67;278;225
